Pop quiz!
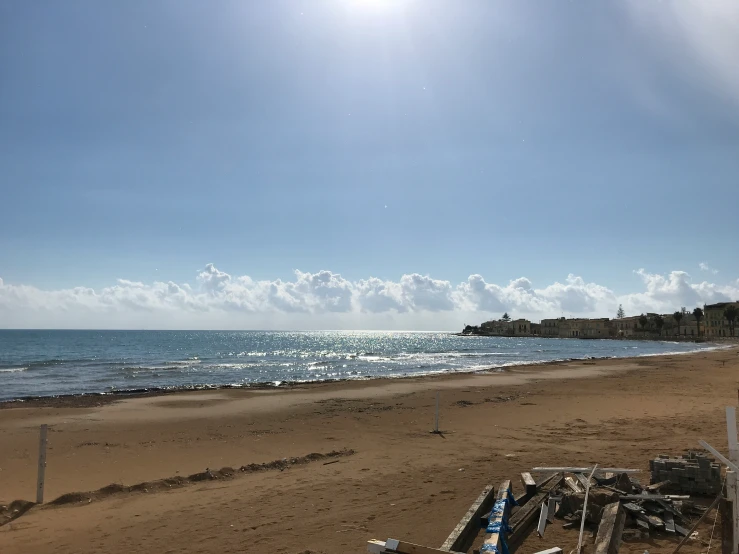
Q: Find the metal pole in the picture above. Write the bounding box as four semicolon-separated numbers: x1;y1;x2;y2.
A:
434;392;440;433
36;424;48;504
576;465;597;554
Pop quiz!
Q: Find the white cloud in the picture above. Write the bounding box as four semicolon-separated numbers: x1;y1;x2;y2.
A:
0;265;737;329
699;262;718;274
619;269;739;314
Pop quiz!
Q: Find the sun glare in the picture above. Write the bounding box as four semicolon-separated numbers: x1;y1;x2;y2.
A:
346;0;406;13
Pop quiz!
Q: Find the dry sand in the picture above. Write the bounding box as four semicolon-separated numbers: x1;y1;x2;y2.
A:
1;346;738;554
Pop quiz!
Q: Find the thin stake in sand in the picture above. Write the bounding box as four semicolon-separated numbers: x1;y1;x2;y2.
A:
431;391;441;434
37;424;48;504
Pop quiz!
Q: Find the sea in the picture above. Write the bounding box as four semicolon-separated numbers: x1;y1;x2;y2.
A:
0;330;721;402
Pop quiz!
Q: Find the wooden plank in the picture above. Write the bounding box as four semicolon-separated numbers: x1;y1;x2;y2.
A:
720;497;734;554
533;549;562;554
508;474;564;548
664;512;675;533
565;476;584;493
537;501;548;537
622;503;644;514
727;470;738;554
674;523;689;537
574;473;591;490
480;480;513;554
546;497;557;523
440;484;496;553
481;473;559;529
646;480;671;492
368;539;463;554
531;467;640;474
638;513;664;529
521;472;537;496
594;502;625;554
727;407;738;463
655;499;689;524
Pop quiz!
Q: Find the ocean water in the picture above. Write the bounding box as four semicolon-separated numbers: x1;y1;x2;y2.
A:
0;330;719;402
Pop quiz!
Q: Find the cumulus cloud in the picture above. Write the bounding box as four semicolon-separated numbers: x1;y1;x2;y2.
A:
0;264;737;329
699;262;718;274
620;269;739;314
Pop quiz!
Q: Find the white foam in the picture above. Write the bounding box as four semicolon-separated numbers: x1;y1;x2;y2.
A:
0;366;28;373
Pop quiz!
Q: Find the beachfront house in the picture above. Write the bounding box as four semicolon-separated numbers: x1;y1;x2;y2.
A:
704;302;739;338
541;318;563;337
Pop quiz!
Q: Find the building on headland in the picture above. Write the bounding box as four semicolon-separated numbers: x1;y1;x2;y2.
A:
478;318;534;336
612;316;641;337
559;318;613;338
480;319;513;336
463;302;737;340
662;313;702;338
704;302;739;338
541;318;563;337
512;319;530;335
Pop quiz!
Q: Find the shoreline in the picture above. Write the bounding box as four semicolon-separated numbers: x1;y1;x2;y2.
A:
0;342;730;410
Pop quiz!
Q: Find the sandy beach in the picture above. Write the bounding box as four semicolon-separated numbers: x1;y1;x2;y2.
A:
1;346;737;554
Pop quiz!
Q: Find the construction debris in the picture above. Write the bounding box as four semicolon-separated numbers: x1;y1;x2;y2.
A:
368;459;721;554
650;452;722;495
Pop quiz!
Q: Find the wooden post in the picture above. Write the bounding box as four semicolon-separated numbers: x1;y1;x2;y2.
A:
722;472;736;554
727;407;739;554
728;407;738;461
36;424;48;504
521;472;537;496
594;502;625;554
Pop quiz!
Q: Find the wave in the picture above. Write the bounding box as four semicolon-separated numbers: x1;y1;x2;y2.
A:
0;366;28;373
163;359;201;367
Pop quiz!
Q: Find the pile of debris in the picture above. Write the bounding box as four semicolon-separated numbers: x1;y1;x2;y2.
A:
650;451;722;496
543;467;706;541
367;463;715;554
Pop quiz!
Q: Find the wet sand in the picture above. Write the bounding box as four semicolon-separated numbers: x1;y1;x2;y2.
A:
0;347;737;553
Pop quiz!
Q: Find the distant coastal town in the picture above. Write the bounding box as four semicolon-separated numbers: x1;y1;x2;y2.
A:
460;301;739;340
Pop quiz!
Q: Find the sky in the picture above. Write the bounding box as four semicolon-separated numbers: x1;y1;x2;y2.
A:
1;0;738;330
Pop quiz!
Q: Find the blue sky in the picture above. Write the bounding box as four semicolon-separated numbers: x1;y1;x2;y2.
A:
1;0;738;329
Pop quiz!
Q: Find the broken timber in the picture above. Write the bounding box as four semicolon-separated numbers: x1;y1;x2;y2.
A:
508;473;564;549
564;476;584;494
536;501;548;537
593;502;625;554
521;472;537;496
480;473;558;529
574;473;591;490
480;480;513;554
440;484;496;553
